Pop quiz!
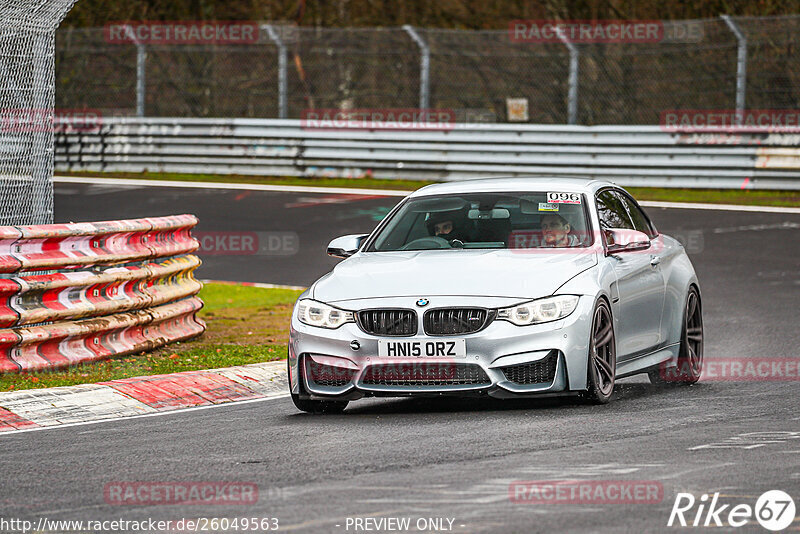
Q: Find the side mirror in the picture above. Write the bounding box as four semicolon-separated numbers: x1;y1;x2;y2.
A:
605;229;651;254
327;234;368;258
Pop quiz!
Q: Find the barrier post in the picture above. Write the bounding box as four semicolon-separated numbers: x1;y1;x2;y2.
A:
122;24;147;117
403;25;431;111
721;15;747;115
264;24;288;119
555;27;579;125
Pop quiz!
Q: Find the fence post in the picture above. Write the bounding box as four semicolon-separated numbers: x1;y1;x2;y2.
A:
403;25;430;110
556;28;579;125
135;43;146;117
122;25;146;117
264;24;288;119
721;15;747;114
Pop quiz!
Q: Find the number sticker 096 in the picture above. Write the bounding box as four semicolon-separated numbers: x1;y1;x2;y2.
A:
547;192;582;204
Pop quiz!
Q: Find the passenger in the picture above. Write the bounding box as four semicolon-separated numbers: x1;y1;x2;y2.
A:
540;213;579;247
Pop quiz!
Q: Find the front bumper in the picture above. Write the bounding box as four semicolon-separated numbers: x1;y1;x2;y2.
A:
288;295;595;400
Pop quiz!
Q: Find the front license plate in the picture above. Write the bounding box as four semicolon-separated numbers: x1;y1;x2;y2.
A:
378;339;466;358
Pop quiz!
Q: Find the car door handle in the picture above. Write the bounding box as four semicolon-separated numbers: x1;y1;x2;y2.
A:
650;256;661;266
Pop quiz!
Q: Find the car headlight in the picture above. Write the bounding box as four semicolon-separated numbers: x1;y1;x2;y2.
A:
296;299;354;329
497;295;579;326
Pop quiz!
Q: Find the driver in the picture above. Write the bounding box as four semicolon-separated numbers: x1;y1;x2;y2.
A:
432;219;454;237
426;207;471;243
540;213;579;247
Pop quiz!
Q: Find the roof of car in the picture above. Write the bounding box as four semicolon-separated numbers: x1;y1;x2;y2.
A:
408;176;618;198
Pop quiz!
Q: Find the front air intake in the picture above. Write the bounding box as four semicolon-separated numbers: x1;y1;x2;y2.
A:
500;351;559;385
361;363;490;386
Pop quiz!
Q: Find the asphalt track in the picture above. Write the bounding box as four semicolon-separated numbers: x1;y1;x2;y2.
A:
0;181;798;533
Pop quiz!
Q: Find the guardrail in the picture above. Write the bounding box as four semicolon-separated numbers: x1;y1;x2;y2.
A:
54;118;800;190
0;215;205;373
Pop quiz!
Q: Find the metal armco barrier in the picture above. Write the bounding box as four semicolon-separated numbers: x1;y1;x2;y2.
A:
0;215;205;372
55;118;800;190
0;214;199;272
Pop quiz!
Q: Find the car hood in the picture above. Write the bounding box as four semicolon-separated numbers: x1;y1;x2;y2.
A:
313;249;598;304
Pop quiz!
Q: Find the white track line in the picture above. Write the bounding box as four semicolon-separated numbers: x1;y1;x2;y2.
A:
54;176;800;214
200;279;306;291
638;199;800;214
54;176;411;197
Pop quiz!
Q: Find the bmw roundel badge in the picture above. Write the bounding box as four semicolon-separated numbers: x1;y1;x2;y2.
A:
416;298;429;307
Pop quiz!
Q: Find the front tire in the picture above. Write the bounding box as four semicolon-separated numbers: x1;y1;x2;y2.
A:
581;299;616;404
291;393;348;414
289;355;349;414
649;287;703;385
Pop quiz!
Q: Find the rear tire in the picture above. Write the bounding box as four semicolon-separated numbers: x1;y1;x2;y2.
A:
581;299;616;405
648;287;703;386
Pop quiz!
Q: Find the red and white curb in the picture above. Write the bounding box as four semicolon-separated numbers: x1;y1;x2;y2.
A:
0;361;288;434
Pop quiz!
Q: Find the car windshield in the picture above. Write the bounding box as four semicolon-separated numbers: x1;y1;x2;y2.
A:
368;191;593;251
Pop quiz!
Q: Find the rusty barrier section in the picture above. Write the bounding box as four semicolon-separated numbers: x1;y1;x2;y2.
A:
0;215;205;372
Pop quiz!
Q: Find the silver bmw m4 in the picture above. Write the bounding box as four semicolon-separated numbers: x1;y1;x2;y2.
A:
288;178;704;413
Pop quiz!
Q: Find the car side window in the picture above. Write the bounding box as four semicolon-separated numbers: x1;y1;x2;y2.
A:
595;190;634;230
616;192;656;237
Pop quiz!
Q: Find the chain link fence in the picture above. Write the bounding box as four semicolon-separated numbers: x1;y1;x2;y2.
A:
54;15;800;125
1;0;77;225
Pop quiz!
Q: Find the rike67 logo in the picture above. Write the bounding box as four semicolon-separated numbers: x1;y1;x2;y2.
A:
668;490;796;531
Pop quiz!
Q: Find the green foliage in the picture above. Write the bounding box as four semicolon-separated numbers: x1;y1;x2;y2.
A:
0;344;286;391
62;0;800;29
200;283;303;313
